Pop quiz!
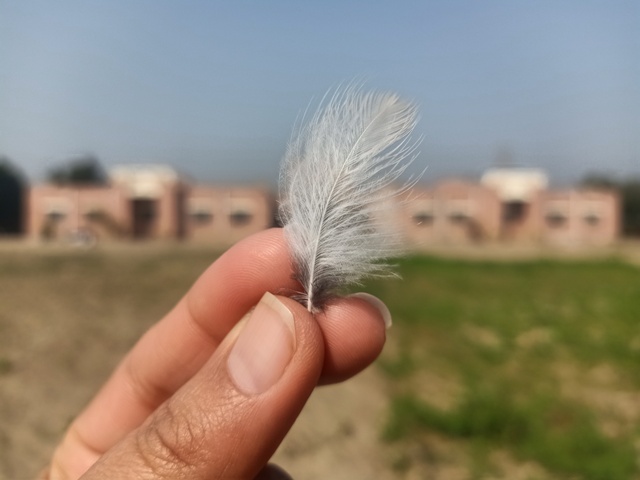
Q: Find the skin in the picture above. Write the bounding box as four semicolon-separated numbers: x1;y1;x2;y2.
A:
40;228;388;479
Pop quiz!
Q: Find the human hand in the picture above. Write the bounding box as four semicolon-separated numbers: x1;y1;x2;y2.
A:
41;229;390;479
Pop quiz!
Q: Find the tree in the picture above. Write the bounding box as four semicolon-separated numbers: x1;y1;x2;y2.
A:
0;157;26;235
47;155;107;185
579;173;618;190
620;180;640;237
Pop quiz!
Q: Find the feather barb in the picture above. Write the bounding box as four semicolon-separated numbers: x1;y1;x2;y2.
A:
278;86;419;312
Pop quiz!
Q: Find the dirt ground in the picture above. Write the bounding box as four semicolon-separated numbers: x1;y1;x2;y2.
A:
0;241;409;480
1;239;639;480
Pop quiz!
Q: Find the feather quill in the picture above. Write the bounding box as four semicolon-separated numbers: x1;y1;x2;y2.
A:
279;86;419;312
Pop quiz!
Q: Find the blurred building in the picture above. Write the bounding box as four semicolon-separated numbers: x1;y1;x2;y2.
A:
481;168;548;242
400;179;502;245
402;168;620;248
26;165;619;248
27;165;274;246
539;188;619;247
185;184;274;245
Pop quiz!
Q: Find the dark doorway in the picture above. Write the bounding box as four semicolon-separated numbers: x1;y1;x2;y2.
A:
175;188;186;240
131;199;157;239
501;200;530;240
503;201;528;224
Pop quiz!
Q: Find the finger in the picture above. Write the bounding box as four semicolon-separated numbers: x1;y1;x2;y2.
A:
50;229;298;478
51;229;388;478
255;464;294;480
83;294;323;479
315;292;390;384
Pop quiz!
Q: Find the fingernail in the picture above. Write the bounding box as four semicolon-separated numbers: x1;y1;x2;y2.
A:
227;292;296;395
349;292;393;329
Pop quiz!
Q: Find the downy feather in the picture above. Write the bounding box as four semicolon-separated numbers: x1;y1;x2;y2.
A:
279;86;419;312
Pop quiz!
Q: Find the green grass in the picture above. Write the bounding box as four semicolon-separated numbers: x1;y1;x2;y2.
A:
384;390;636;480
368;255;640;480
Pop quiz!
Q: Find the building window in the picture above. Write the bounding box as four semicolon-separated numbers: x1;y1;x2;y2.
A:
410;199;434;227
229;197;257;227
412;211;433;226
46;211;66;222
448;211;468;224
84;208;105;222
445;198;470;224
545;212;567;228
584;213;600;226
44;198;71;222
230;210;253;227
42;204;68;240
190;210;214;225
583;201;603;226
188;200;215;226
192;211;213;224
545;200;569;229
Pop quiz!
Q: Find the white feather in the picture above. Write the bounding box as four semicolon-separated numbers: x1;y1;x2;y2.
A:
279;86;419;312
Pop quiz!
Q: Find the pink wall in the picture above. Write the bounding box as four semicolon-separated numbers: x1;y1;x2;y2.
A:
540;189;619;246
28;183;273;245
186;186;274;246
25;180;620;248
402;180;501;247
400;183;619;248
28;185;126;241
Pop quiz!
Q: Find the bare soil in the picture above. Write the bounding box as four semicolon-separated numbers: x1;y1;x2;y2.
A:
2;239;639;480
0;241;401;480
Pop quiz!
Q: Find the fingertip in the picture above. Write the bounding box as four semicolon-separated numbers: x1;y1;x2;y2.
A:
255;464;293;480
348;292;393;329
314;295;387;385
271;295;326;382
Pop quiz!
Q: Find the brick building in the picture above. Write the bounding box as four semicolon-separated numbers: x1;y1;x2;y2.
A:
401;168;619;248
400;179;502;245
27;165;274;246
26;165;619;248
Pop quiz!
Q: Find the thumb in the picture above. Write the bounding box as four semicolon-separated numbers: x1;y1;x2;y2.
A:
81;293;323;479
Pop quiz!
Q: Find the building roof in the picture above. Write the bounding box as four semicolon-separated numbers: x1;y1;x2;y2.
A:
480;168;548;202
109;164;184;198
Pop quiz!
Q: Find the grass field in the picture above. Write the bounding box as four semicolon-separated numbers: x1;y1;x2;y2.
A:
1;242;639;479
367;255;640;479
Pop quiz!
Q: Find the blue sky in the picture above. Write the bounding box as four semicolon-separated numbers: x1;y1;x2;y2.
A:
1;1;638;185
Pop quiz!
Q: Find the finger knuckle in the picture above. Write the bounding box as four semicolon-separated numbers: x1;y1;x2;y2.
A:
134;400;207;477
